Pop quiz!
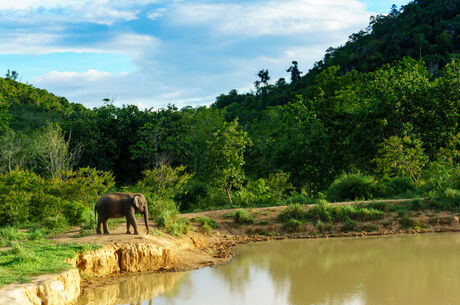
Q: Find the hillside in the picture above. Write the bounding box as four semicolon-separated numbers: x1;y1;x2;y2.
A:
214;0;459;122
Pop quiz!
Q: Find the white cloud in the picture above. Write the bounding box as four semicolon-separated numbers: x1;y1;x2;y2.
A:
0;32;159;56
0;0;162;25
170;0;369;36
148;8;166;20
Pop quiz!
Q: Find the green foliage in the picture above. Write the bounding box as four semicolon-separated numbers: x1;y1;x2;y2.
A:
192;217;219;234
0;240;100;287
428;188;460;211
284;218;303;232
138;164;193;200
342;217;358;232
399;217;424;230
207;119;251;204
232;209;254;224
374;136;428;182
326;173;379;202
383;176;417;197
0;168;113;228
148;198;190;236
277;204;306;222
305;202;384;223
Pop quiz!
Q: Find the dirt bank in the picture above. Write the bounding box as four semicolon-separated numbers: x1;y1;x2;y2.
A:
1;199;460;305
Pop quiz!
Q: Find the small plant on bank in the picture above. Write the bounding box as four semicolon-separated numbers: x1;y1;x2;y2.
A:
342;217;358;232
192;217;219;234
284;218;303;232
233;209;254;224
399;217;425;230
277;204;306;222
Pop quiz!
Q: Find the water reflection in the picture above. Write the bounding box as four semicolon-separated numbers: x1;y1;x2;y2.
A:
76;271;189;305
79;233;460;305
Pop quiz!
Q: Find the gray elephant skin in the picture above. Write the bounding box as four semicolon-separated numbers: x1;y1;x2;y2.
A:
95;192;150;235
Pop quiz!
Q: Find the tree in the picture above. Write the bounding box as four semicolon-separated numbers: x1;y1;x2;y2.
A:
36;123;82;178
254;69;270;89
286;61;302;82
5;70;18;81
0;130;27;173
374;136;428;182
207;119;251;204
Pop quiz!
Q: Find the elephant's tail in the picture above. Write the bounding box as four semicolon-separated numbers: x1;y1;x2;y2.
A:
94;202;98;222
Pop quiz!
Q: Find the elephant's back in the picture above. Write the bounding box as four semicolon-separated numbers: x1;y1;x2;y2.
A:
96;193;132;216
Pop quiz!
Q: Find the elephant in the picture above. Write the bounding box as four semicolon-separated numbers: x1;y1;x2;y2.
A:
95;192;150;235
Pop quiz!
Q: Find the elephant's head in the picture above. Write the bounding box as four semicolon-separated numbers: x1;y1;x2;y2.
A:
133;194;150;234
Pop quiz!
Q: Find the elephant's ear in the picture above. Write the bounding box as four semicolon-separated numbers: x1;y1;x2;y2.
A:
133;195;141;209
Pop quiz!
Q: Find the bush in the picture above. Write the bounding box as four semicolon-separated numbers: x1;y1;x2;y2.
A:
176;180;209;211
0;168;114;228
305;202;333;222
326;173;378;202
428;188;460;211
277;204;306;222
284;218;303;232
233;209;254;224
138;164;192;200
342;217;358;232
192;217;219;234
384;176;416;196
305;202;384;223
61;201;92;226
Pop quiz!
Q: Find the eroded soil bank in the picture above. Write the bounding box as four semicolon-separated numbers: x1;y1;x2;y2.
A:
1;200;460;305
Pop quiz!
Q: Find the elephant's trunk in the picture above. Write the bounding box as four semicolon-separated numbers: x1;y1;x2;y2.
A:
144;208;150;234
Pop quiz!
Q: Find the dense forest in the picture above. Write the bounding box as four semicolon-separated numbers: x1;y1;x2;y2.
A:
0;0;458;231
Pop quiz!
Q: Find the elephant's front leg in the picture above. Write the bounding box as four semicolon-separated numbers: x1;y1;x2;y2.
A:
127;209;139;235
126;219;131;234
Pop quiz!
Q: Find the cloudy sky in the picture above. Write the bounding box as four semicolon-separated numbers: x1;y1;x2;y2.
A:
0;0;409;109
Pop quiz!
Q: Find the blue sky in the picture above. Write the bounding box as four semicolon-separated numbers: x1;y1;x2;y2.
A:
0;0;410;109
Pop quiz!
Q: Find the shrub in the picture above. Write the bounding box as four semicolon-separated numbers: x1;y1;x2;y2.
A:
284;218;303;232
428;188;460;211
305;202;333;222
326;173;378;202
342;217;358;232
61;201;92;226
138;164;193;200
192;217;219;233
277;204;306;222
233;209;254;224
399;217;424;230
386;176;416;193
176;180;209;211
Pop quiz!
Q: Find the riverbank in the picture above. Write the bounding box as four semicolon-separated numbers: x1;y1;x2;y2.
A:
1;199;459;305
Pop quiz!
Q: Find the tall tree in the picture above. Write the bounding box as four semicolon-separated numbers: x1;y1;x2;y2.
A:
207;119;251;204
286;61;302;82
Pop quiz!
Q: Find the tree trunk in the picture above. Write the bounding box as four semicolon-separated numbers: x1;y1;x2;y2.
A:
225;186;232;205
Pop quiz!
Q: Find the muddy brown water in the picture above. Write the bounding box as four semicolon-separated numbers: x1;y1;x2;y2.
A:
77;233;460;305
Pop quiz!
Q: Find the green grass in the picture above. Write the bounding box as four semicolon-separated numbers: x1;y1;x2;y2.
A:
191;217;219;234
0;239;99;288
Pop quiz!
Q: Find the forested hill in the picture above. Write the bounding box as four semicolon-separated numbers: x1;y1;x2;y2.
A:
0;76;88;132
213;0;459;122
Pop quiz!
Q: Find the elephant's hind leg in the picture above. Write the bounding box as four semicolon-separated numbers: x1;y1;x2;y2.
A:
96;216;103;234
103;220;110;234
